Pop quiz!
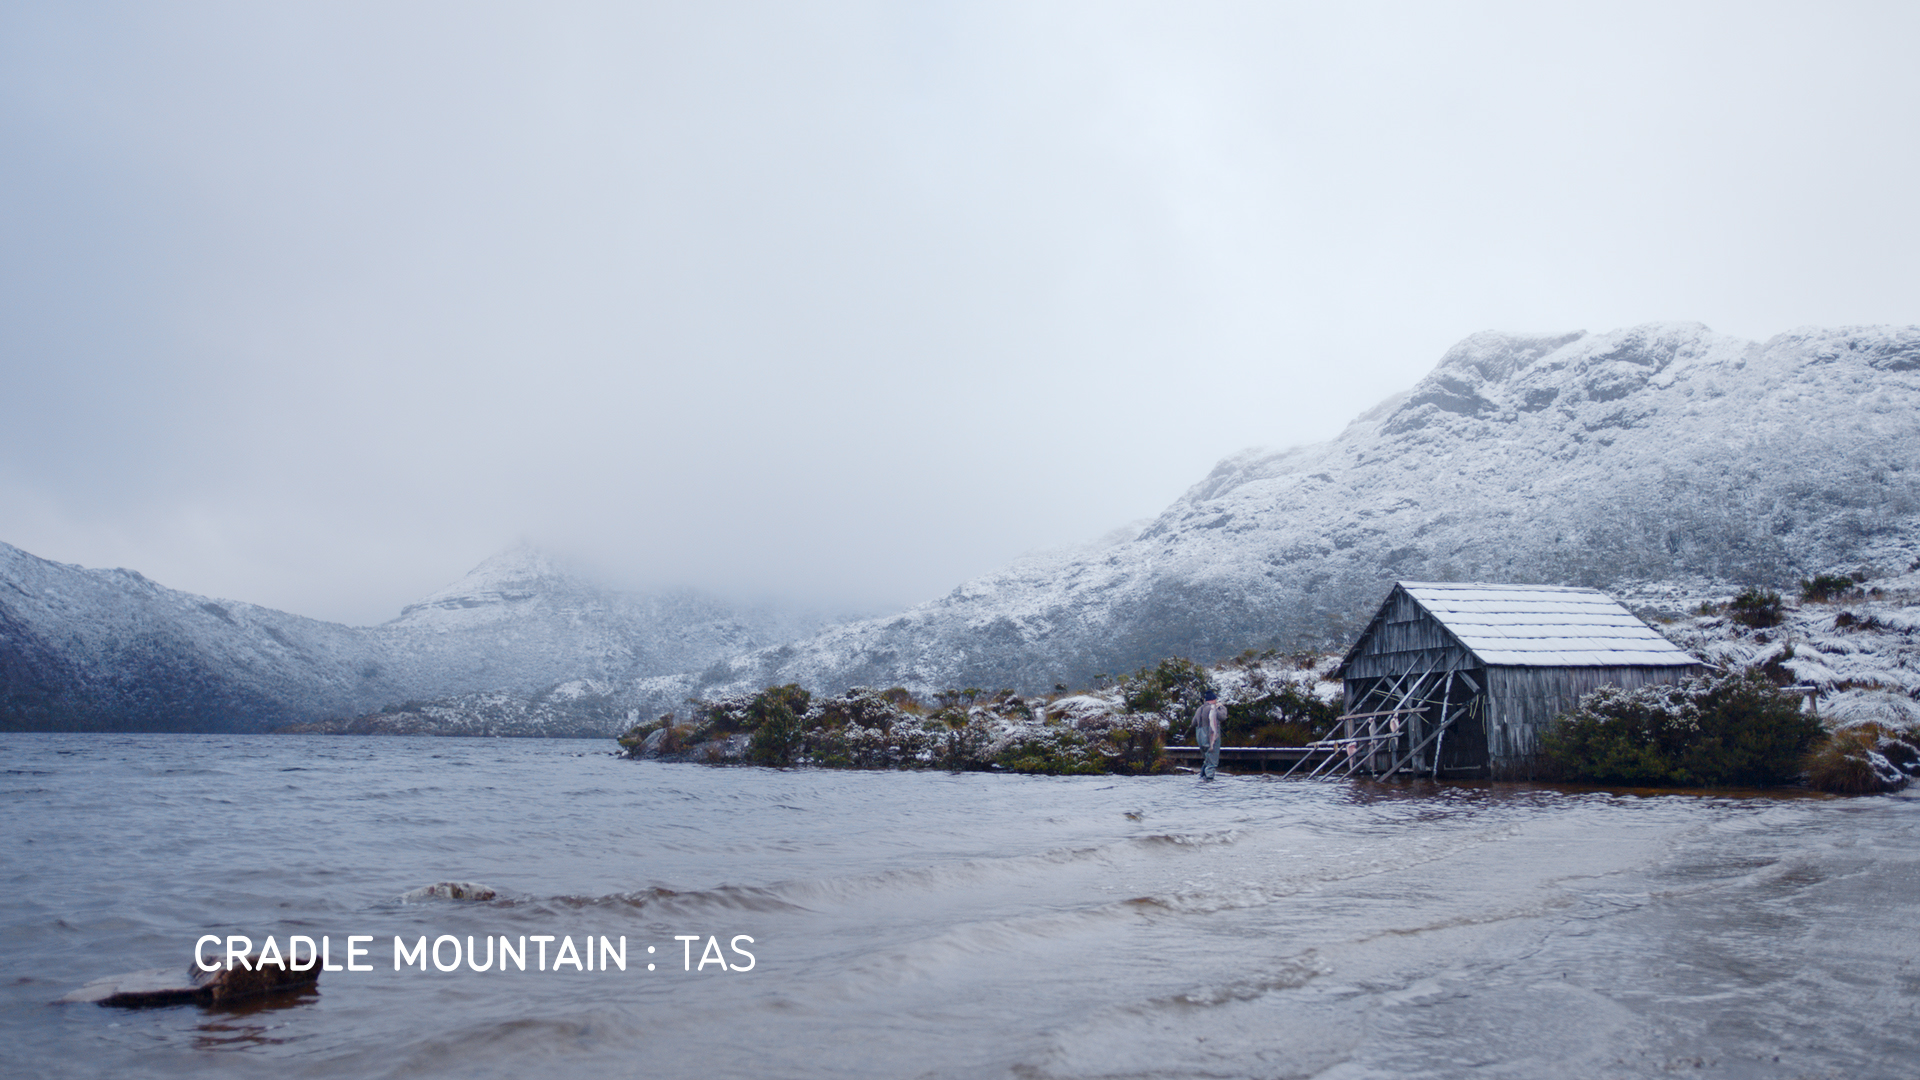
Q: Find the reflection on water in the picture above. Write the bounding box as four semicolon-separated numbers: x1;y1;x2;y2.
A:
192;989;322;1050
2;733;1915;1079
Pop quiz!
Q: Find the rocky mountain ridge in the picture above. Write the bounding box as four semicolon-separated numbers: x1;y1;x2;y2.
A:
607;322;1920;725
6;321;1916;735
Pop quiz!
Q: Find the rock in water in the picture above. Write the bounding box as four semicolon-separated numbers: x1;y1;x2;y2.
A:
400;880;497;901
60;957;319;1007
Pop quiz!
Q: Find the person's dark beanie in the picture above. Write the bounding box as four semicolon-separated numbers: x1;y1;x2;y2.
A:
1202;690;1218;701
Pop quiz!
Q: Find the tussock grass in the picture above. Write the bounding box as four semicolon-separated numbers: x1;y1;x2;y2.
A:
1804;724;1917;794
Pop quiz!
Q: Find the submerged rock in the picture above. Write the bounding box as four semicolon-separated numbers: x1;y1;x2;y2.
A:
400;881;497;901
60;958;318;1007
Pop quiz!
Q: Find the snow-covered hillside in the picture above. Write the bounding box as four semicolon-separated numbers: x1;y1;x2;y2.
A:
1664;578;1920;730
613;323;1920;725
368;546;851;700
9;322;1916;736
0;541;394;731
0;543;850;731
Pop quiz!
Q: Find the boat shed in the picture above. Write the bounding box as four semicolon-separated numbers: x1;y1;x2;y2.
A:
1331;582;1705;777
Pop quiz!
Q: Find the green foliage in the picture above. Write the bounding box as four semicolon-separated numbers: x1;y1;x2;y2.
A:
1542;670;1823;787
814;688;899;731
615;712;673;756
1119;657;1212;717
691;696;752;738
877;686;923;713
994;728;1105;775
745;684;811;767
1798;573;1862;603
1223;684;1338;747
1727;587;1784;629
1093;716;1166;774
929;706;990;771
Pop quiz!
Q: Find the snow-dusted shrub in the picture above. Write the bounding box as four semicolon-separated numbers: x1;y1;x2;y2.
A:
789;689;961;769
1542;669;1822;787
616;713;675;756
685;690;760;739
1804;724;1917;794
650;685;816;765
1727;587;1785;629
1119;657;1213;718
745;684;811;767
928;707;991;770
992;726;1105;775
1799;573;1864;603
989;689;1035;721
1225;684;1339;747
1831;610;1887;632
1066;711;1166;774
813;687;903;731
833;718;937;769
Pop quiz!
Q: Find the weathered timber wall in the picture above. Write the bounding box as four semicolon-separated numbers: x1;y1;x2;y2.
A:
1483;664;1704;767
1341;590;1474;681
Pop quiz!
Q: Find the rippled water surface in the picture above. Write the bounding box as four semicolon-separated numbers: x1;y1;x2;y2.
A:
4;733;1917;1079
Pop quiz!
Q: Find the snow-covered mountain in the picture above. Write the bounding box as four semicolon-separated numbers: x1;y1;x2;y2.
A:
615;323;1920;723
0;543;850;732
9;321;1915;736
368;546;850;700
0;542;394;731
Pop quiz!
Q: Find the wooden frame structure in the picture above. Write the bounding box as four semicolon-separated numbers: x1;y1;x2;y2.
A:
1310;582;1705;778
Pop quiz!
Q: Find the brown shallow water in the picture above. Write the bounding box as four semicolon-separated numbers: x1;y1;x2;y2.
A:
3;733;1916;1079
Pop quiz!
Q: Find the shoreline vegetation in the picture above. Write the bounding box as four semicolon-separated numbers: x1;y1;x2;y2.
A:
616;651;1339;777
616;660;1920;795
618;577;1920;796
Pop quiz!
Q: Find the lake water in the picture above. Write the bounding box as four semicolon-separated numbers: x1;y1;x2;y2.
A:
4;733;1917;1079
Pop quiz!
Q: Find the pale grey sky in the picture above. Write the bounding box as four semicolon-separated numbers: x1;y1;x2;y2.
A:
3;1;1916;625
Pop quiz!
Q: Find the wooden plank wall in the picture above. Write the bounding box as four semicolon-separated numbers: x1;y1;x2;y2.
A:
1341;589;1474;681
1484;664;1704;765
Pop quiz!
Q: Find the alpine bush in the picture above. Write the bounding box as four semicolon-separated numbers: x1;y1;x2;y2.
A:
1542;669;1822;787
993;728;1105;775
1224;684;1338;747
1726;587;1785;629
1119;657;1212;718
1798;573;1862;603
745;684;811;767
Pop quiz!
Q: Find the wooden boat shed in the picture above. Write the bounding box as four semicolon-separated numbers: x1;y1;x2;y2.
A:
1330;582;1705;778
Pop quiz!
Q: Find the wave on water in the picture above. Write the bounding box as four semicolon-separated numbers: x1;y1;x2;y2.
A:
532;884;807;918
9;736;1919;1080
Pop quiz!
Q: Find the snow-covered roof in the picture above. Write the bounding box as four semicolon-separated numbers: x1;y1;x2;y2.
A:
1396;581;1700;668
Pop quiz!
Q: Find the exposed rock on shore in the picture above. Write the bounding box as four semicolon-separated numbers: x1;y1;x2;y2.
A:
60;958;318;1008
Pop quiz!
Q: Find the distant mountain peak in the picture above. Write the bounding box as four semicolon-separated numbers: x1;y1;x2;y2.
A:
392;544;582;623
1430;329;1587;384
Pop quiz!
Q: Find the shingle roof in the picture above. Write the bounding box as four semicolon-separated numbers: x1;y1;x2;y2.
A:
1398;581;1699;668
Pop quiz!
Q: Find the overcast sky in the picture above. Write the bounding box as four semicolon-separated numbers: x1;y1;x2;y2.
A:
3;2;1916;626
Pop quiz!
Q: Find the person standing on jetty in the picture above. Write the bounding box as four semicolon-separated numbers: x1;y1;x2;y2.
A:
1193;690;1227;781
